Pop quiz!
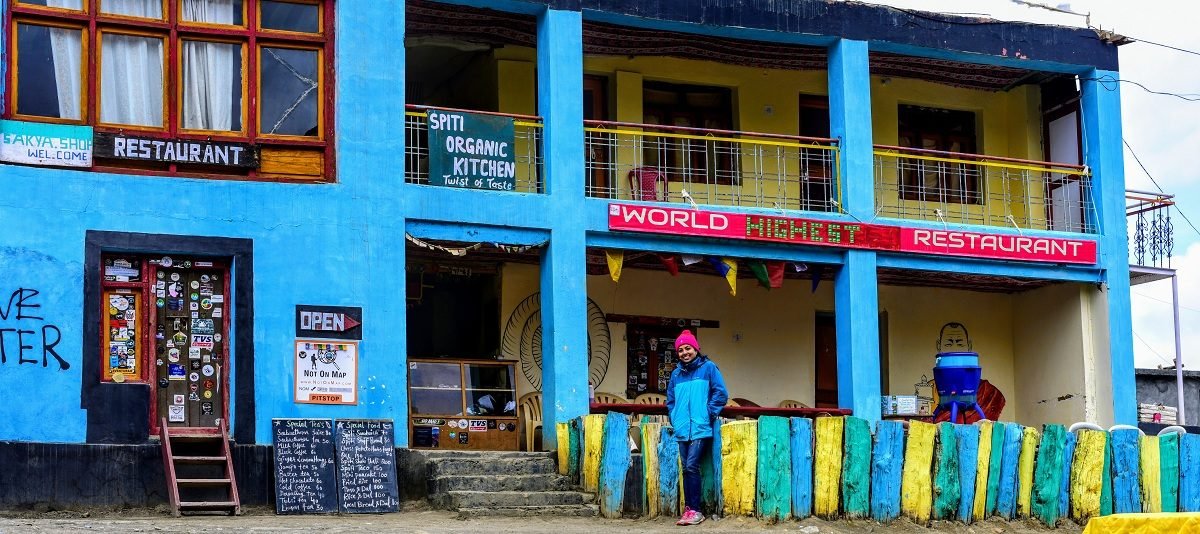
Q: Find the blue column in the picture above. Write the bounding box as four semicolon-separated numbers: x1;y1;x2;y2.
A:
829;39;881;421
1082;69;1135;425
537;7;588;447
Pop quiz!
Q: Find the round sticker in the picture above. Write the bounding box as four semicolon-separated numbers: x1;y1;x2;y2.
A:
214;334;222;342
183;260;192;268
189;372;200;382
203;390;212;399
203;379;215;389
202;364;214;377
156;271;165;280
156;298;165;308
112;372;125;383
457;419;468;429
448;420;458;429
190;292;199;301
168;348;181;362
160;256;173;267
190;383;199;392
200;275;210;283
498;423;506;431
201;298;212;310
156;358;164;366
190;281;200;289
170;273;181;282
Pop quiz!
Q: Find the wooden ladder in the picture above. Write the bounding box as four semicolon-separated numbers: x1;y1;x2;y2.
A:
160;418;242;516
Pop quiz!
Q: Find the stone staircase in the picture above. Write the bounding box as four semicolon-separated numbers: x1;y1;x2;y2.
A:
420;450;596;517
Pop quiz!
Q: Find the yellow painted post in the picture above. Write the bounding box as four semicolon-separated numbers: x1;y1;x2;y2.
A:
1071;429;1107;523
720;420;759;516
901;421;936;524
582;414;606;494
1140;434;1163;513
1017;426;1039;518
973;421;994;522
813;416;844;519
557;422;571;476
643;422;662;518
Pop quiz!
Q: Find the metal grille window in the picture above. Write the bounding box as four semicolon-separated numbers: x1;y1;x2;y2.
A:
6;0;334;178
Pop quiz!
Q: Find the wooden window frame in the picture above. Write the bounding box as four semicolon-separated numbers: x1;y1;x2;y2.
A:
5;0;336;181
642;80;737;186
897;104;983;205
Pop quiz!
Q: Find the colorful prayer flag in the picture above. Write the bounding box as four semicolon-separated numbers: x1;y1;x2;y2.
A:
658;254;680;276
748;261;771;289
767;261;786;288
606;249;624;282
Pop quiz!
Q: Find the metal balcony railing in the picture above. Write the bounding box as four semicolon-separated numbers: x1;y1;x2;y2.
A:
583;120;841;212
874;146;1095;234
404;105;544;193
1127;189;1175;268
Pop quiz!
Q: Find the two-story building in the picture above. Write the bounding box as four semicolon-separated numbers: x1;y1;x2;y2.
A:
0;0;1144;500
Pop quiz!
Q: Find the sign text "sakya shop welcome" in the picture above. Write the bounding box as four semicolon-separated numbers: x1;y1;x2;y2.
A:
608;204;1098;264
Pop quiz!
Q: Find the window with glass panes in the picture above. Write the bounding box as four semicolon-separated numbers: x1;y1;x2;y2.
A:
6;0;333;179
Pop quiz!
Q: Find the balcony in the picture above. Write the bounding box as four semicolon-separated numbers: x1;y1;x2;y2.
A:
583;121;840;212
404;105;545;193
1127;189;1175;285
874;146;1094;234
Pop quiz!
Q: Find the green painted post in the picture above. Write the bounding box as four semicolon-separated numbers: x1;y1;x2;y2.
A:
932;423;961;520
842;416;872;518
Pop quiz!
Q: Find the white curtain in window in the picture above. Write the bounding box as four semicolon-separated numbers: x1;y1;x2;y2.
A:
46;2;83;120
182;0;238;130
101;34;164;127
101;0;163;18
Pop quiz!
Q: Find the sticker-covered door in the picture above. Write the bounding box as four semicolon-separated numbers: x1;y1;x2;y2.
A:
154;265;228;427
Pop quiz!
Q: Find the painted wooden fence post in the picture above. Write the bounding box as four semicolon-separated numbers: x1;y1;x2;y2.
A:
557;422;571;476
954;424;979;523
1017;426;1039;518
813;416;844;519
932;422;960;521
756;416;791;522
842;416;872;519
1139;434;1162;513
582;414;606;493
871;420;905;522
623;452;644;516
985;421;1006;517
1181;433;1200;512
1160;432;1180;513
643;422;663;518
790;417;814;519
901;420;936;524
1101;435;1113;516
996;423;1023;519
701;419;723;514
598;412;632;518
720;420;758;517
972;421;994;522
657;426;681;518
1070;429;1106;523
1058;431;1076;522
1031;424;1065;526
1110;428;1142;514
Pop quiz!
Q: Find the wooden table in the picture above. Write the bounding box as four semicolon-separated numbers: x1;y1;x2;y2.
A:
590;402;851;418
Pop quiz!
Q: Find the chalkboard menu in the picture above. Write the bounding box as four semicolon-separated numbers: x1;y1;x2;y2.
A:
272;419;339;514
335;419;400;513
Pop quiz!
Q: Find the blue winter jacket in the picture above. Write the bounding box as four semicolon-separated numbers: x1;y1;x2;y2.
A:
665;355;729;441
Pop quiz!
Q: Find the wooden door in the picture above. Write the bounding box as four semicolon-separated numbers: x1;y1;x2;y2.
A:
814;313;838;408
584;75;611;195
152;263;230;429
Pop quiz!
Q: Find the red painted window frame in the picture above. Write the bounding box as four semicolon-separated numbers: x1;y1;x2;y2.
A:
4;0;336;182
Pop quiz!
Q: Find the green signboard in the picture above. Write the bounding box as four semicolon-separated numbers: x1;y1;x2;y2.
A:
426;109;517;191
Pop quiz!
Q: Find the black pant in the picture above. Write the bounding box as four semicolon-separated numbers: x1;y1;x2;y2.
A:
677;437;710;512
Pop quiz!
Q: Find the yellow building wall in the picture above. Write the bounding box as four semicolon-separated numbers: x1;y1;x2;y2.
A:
877;285;1020;422
499;262;835;407
1012;283;1089;426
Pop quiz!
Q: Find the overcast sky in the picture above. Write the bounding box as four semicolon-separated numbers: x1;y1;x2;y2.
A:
860;0;1200;371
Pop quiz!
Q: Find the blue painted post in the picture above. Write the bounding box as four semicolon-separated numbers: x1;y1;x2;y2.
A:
996;424;1023;519
790;417;814;519
1109;428;1142;514
705;418;723;514
658;427;682;518
599;412;632;518
955;424;980;523
536;7;588;448
1181;434;1200;512
871;420;905;522
1059;430;1077;521
1081;69;1136;425
829;38;881;422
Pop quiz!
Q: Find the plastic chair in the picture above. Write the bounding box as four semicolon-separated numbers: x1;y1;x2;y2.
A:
519;392;542;452
634;393;667;405
627;167;666;201
778;399;810;409
593;392;626;405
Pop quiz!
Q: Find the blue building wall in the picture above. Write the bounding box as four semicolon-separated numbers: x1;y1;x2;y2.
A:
0;0;1135;446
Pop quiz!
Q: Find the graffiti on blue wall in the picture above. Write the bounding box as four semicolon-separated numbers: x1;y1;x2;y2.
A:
1;288;68;370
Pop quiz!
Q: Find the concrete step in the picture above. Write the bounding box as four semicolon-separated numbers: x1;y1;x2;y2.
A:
429;473;573;494
413;450;556;460
436;490;589;509
454;504;598;518
427;456;558;476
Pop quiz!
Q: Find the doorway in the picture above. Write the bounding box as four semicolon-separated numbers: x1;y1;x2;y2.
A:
584;75;611;195
814;312;838;408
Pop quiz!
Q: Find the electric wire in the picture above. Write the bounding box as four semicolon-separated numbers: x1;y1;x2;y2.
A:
1132;291;1200;315
1133;330;1176;367
1122;138;1200;239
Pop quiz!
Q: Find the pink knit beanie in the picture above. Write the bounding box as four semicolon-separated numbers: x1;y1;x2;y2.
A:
675;330;700;352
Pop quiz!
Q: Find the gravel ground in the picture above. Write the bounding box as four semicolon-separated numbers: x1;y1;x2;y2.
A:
0;507;1085;533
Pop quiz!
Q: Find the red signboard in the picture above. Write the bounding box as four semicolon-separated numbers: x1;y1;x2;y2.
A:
607;203;1098;264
